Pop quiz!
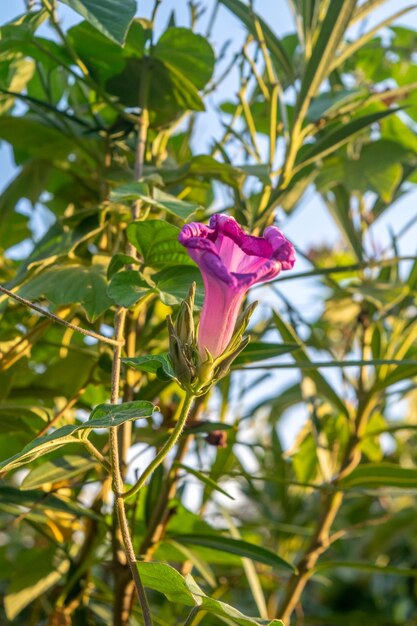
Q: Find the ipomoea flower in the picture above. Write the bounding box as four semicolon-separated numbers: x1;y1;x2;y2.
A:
179;214;295;359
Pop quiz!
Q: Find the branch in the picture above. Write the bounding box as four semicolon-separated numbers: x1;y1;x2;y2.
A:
123;392;194;501
0;285;124;348
278;398;377;620
109;308;153;626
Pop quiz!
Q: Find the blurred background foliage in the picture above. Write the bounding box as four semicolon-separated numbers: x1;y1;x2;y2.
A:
1;0;417;624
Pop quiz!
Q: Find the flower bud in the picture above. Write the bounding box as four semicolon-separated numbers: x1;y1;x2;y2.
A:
176;283;196;344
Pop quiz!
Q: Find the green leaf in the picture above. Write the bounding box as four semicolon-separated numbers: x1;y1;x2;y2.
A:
219;0;294;84
0;404;50;434
111;183;201;220
150;188;201;220
0;58;35;115
292;431;319;483
138;561;195;606
314;560;417;578
4;549;69;620
137;562;284;625
0;401;154;472
109;181;149;202
67;20;128;82
59;0;137;45
232;342;299;366
153;27;215;90
331;5;417;72
0;116;75;159
307;89;365;122
127;220;194;269
174;462;235;500
294;0;358;121
123;354;175;380
0;485;100;520
339;463;417;490
296;108;400;172
88;400;155;425
107;270;152;307
172;534;296;572
20;455;95;490
153;266;204;307
19;264;113;322
107;253;139;279
317;139;407;202
376;362;417;389
107;57;205;120
155;154;247;189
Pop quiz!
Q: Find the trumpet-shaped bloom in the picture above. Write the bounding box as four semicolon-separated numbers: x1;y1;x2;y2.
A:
179;214;295;358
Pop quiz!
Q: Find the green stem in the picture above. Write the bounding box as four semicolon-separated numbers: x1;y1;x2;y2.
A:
123;392;194;501
109;308;153;626
83;438;111;472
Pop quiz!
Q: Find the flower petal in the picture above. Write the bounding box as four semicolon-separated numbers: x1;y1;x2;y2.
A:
178;221;216;245
210;214;273;258
233;259;282;288
264;226;296;270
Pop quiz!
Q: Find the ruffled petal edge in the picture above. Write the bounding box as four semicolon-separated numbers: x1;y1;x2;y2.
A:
264;226;296;270
209;214;273;258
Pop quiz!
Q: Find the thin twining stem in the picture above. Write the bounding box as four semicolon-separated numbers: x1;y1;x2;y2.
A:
123;392;194;501
0;285;123;348
109;308;153;626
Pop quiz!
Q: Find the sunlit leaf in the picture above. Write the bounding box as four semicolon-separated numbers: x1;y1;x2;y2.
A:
59;0;137;44
153;27;215;90
0;401;154;472
127;220;194;269
340;463;417;490
123;354;175;380
137;562;284;625
21;455;95;490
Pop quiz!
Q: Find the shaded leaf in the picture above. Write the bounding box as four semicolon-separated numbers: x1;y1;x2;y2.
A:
0;485;100;520
107;270;152;307
153;265;204;307
19;265;113;322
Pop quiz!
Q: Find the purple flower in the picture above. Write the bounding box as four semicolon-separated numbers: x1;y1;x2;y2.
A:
178;214;295;358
